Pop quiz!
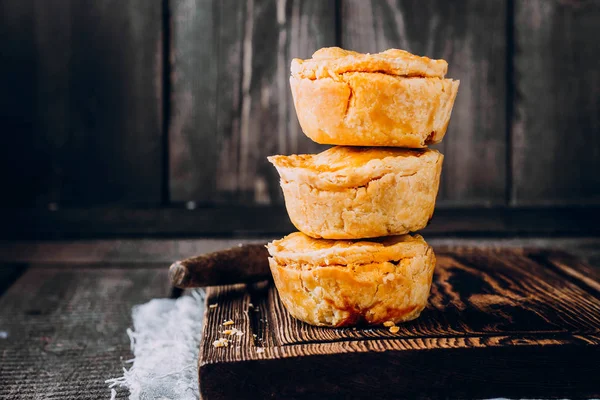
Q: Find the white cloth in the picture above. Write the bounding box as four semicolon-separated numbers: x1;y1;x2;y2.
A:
106;291;205;400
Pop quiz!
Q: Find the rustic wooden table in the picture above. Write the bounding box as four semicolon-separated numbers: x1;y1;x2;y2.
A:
0;237;599;399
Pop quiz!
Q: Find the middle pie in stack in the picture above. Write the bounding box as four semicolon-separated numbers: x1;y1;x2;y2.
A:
268;146;443;239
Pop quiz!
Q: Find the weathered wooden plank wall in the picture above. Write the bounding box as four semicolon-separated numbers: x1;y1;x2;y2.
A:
0;0;163;207
512;0;600;205
0;0;38;207
0;0;599;224
341;0;507;206
169;0;334;205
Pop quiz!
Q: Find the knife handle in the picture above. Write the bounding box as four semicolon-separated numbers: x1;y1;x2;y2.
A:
169;243;271;288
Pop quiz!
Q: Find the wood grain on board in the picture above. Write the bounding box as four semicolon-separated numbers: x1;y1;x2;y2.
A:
0;266;171;399
341;0;508;206
199;247;600;399
512;0;600;205
169;0;334;205
0;0;164;207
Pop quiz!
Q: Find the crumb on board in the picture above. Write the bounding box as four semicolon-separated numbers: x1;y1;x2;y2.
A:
209;304;218;309
212;338;230;348
223;327;244;336
248;303;254;308
389;326;400;334
222;320;234;326
383;321;395;327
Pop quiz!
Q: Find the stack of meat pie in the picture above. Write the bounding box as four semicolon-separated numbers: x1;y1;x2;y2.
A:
267;47;459;327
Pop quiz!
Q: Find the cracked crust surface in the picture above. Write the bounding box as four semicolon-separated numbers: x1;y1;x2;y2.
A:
268;146;443;239
267;232;436;327
290;47;459;148
291;47;448;79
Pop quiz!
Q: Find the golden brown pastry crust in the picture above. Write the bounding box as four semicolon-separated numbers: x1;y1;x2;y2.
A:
268;146;443;239
291;47;448;79
290;48;459;148
267;232;436;327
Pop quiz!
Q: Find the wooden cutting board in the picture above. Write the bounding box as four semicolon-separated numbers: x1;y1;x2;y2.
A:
198;247;600;400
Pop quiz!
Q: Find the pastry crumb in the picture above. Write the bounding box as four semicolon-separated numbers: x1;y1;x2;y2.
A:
256;347;265;354
212;338;230;348
389;326;400;334
383;321;395;327
209;304;218;309
248;303;254;308
222;320;234;326
223;327;244;336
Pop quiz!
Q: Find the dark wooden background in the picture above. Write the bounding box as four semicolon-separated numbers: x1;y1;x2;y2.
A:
1;0;599;238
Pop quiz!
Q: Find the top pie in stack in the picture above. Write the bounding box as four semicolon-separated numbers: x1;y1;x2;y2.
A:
290;47;459;147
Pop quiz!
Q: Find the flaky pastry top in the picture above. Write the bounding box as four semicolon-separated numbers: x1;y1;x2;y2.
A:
267;232;429;267
291;47;448;80
268;146;442;190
